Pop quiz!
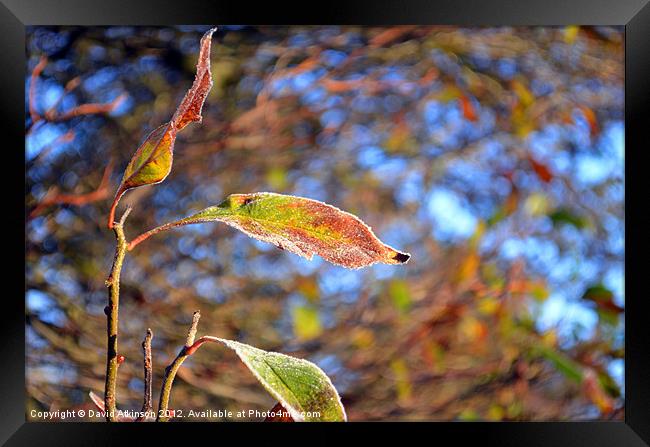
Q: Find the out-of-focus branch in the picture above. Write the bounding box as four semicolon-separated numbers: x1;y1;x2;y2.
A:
27;55;126;132
28;56;48;125
49;94;127;122
175;367;270;406
44;77;81;120
369;25;418;47
26;313;102;366
28;158;114;220
31;130;76;165
157;311;201;422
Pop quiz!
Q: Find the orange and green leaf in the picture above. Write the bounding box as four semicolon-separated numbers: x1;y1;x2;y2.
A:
129;192;411;269
111;122;177;210
108;27;216;228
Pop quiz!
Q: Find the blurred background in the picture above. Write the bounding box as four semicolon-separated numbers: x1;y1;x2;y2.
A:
25;25;624;421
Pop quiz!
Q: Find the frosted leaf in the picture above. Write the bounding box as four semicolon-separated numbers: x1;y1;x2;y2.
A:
153;192;411;269
193;336;346;422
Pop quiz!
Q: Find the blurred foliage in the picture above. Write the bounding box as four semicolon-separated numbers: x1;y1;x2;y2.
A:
25;25;624;421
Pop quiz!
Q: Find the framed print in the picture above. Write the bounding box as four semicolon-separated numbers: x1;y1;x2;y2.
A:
3;0;650;445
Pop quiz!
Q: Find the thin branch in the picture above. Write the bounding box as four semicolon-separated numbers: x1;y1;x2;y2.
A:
156;311;201;422
50;93;127;122
128;221;184;251
118;206;133;225
103;207;131;422
136;328;154;422
129;206;226;250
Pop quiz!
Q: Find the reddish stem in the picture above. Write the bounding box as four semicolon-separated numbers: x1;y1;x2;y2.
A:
184;336;220;356
107;186;126;229
128;221;182;251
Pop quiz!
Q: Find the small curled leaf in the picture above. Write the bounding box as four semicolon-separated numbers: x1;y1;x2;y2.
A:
130;192;411;269
189;337;346;422
117;121;177;192
108;27;216;227
171;27;217;130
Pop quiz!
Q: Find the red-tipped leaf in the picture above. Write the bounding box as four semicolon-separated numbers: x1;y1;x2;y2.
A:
108;27;216;227
130;192;411;269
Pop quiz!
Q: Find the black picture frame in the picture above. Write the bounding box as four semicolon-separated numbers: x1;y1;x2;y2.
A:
6;0;649;445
